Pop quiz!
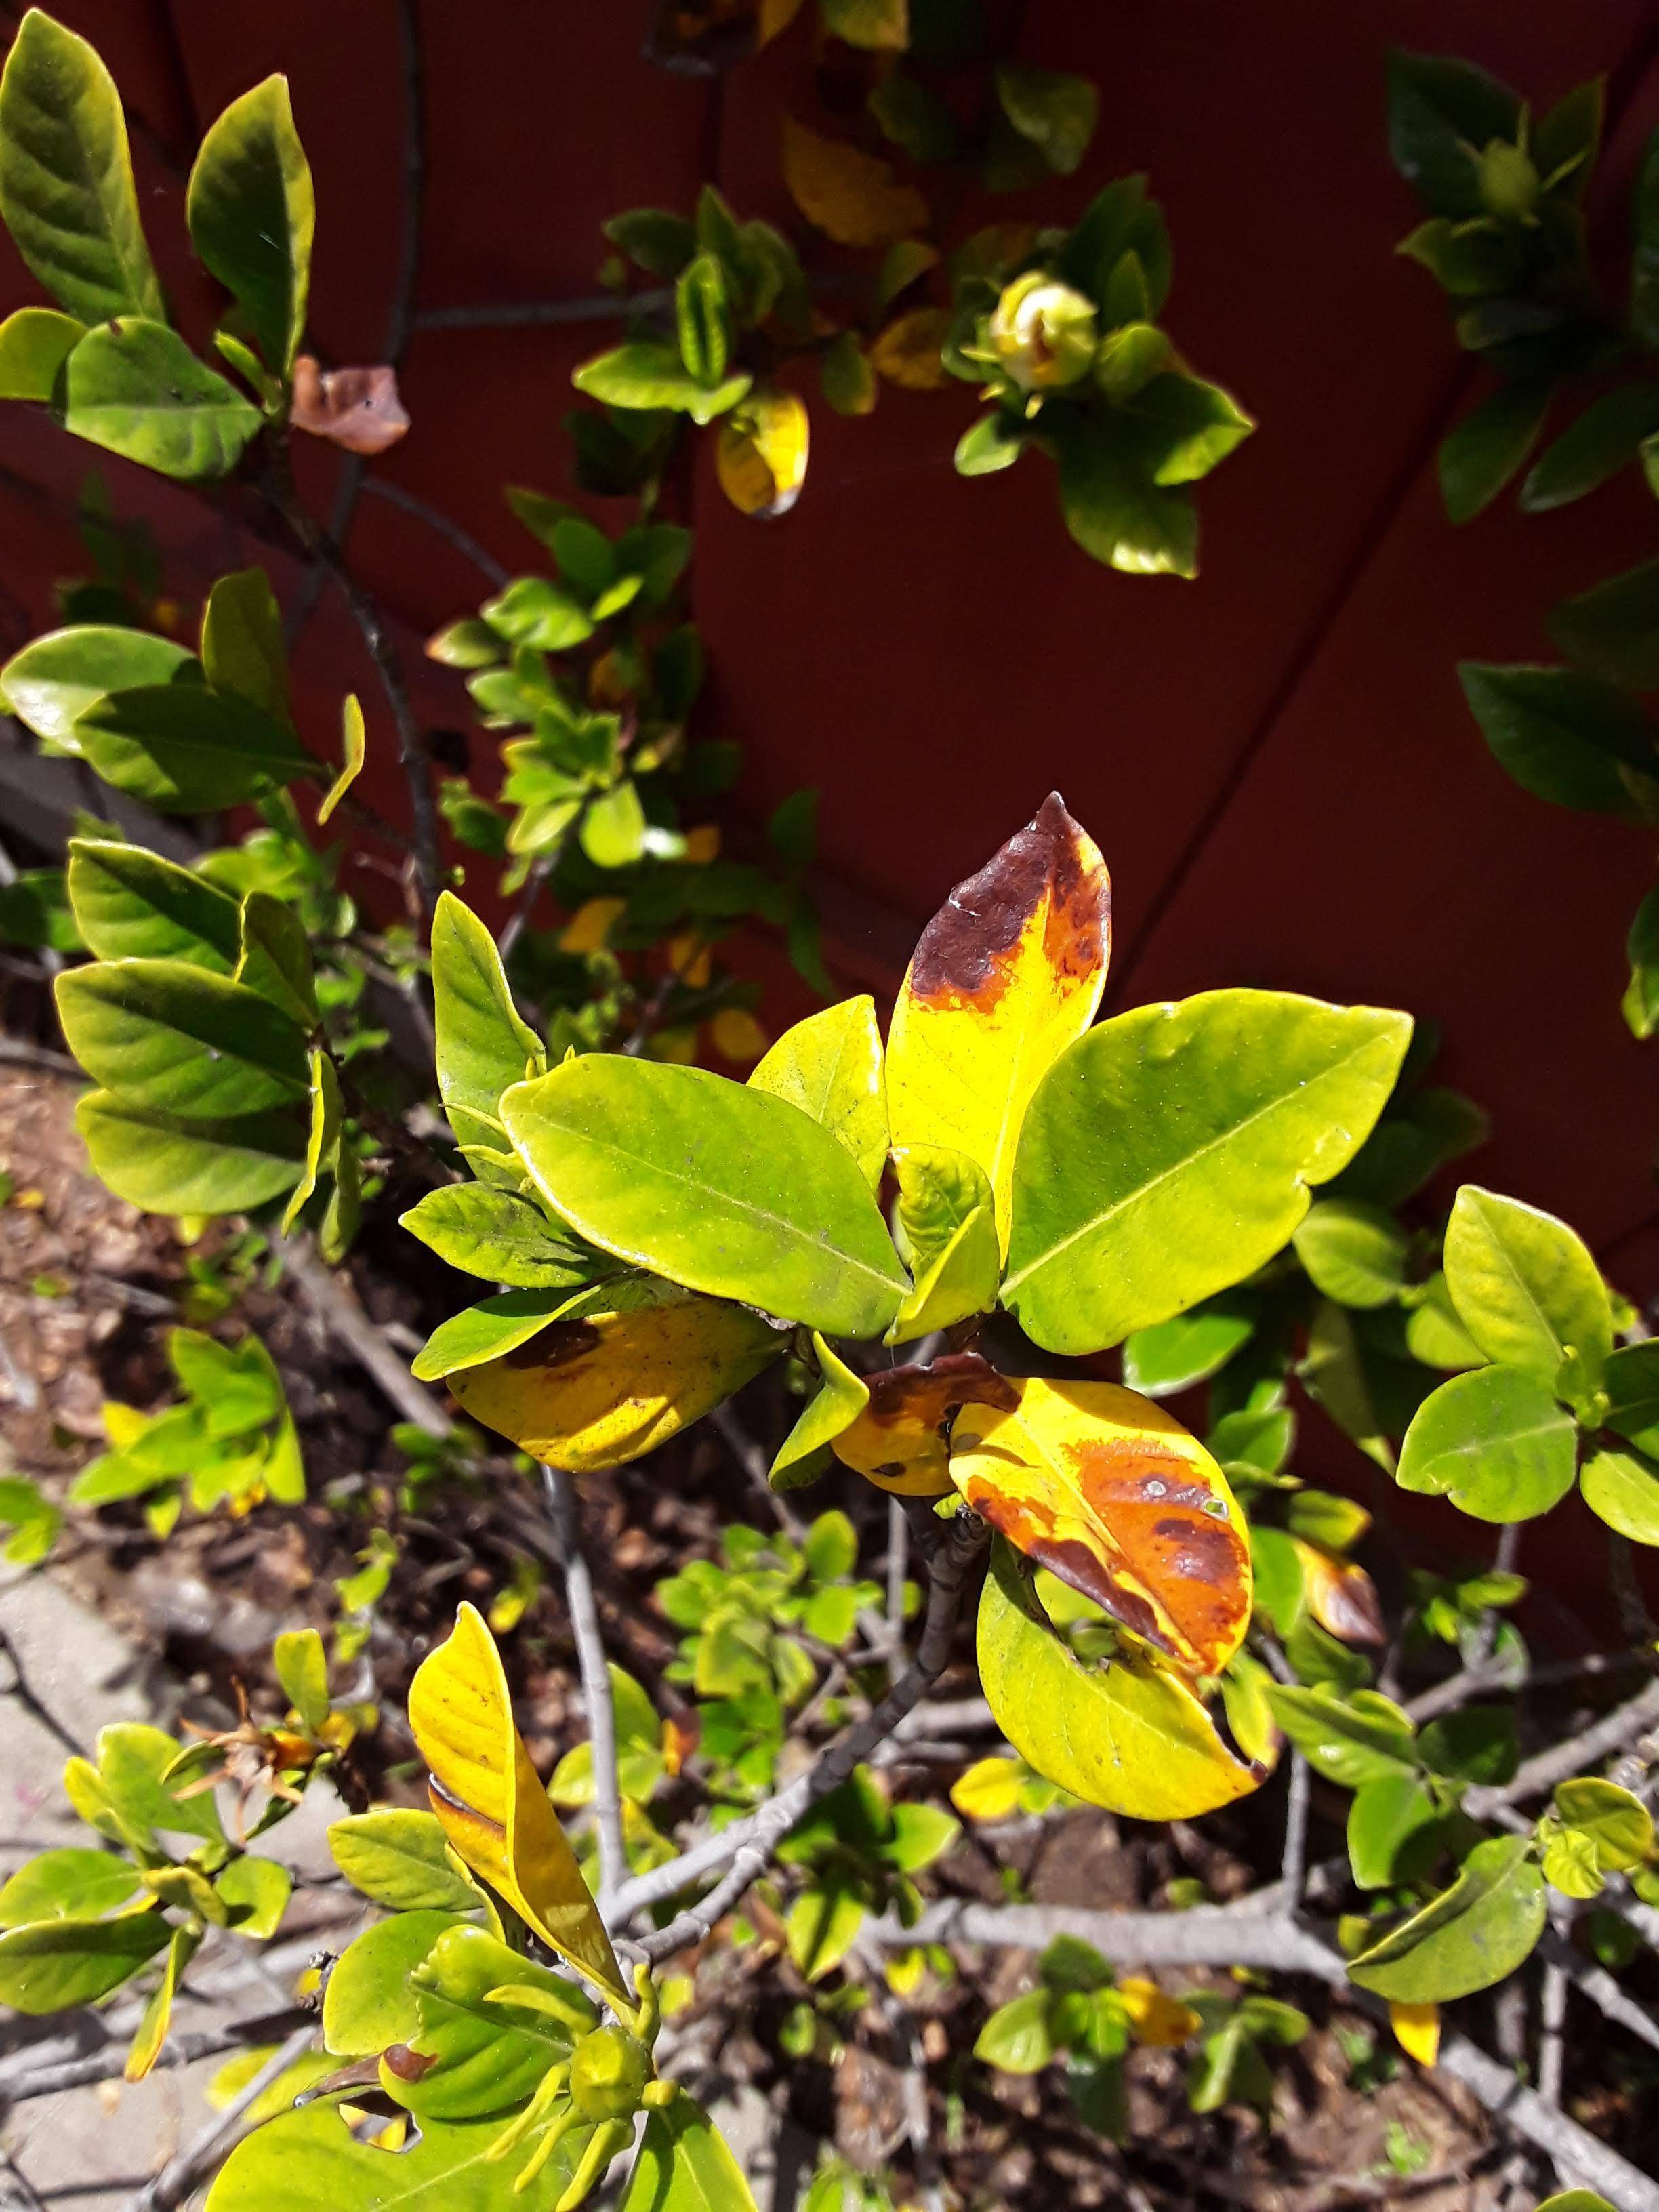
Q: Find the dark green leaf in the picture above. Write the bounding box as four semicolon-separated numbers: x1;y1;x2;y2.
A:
1349;1834;1546;2001
1458;662;1659;815
1549;557;1659;692
1437;380;1551;523
66;838;240;968
75;681;314;811
1522;385;1659;511
186;77;312;377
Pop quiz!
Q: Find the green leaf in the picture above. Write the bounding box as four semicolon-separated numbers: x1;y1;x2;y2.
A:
1119;372;1254;487
1120;1305;1254;1397
1458;662;1659;815
748;996;888;1193
1549;557;1659;693
400;1183;605;1291
771;1336;869;1488
955;411;1023;475
1292;1199;1409;1309
1349;1835;1546;2001
0;625;197;750
202;569;291;728
1580;1446;1659;1544
1521;384;1659;512
886;1144;1000;1344
205;2099;589;2212
580;780;647;869
1603;1340;1659;1454
1437;380;1551;523
619;2096;760;2212
66;838;240;968
0;1910;169;2013
1397;1366;1576;1523
170;1328;282;1436
281;1048;340;1231
237;893;316;1028
98;1720;224;1845
75;1088;306;1214
328;1810;484;1914
56;960;309;1115
573;341;751;426
400;1927;594;2122
1553;1777;1652;1872
976;1988;1057;2073
1003;990;1411;1355
186;76;313;375
213;1853;291;1938
75;682;314;811
1264;1685;1416;1790
411;1287;577;1382
501;1056;908;1338
1347;1774;1442;1890
787;1886;867;1980
62;320;262;480
431;891;544;1153
1443;1184;1612;1388
273;1626;329;1732
323;1909;463;2057
0;303;81;396
0;1847;140;1927
480;576;593;653
317;693;365;825
995;66;1097;177
1388;49;1519;218
1420;1706;1517;1785
0;11;163;324
977;1543;1260;1820
1056;418;1197;578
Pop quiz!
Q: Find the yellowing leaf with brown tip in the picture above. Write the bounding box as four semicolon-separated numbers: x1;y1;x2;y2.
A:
832;1351;1017;1495
1293;1537;1385;1645
448;1287;781;1472
717;390;809;518
949;1376;1251;1676
407;1603;626;2007
781;117;928;247
886;793;1109;1249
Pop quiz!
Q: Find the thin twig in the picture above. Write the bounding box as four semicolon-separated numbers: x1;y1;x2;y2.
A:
708;1401;805;1540
127;2020;314;2212
886;1495;908;1689
359;476;510;590
0;2010;314;2104
1467;1675;1659;1820
272;1231;450;1436
0;2146;47;2212
617;1516;986;1955
541;1465;626;1905
1281;1750;1311;1909
414;289;671;333
0;1034;78;1077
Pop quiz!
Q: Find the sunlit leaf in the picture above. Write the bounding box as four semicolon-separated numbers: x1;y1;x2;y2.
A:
771;1332;869;1488
0;625;197;750
431;891;545;1153
316;693;365;825
395;1924;596;2121
0;1910;169;2013
448;1284;781;1473
618;2096;760;2212
327;1809;487;1914
407;1603;627;2005
0;1847;140;1926
125;1922;199;2081
75;1088;306;1214
886;1144;1000;1344
56;959;310;1116
748;996;887;1191
1004;990;1411;1354
501;1054;907;1337
62;320;262;480
66;838;240;968
1443;1184;1612;1390
887;794;1111;1250
401;1183;609;1292
74;681;314;811
978;1540;1263;1820
832;1351;1016;1496
1395;1366;1576;1522
202;569;291;727
716;389;808;518
205;2096;588;2211
949;1377;1250;1675
1349;1835;1546;2002
0;303;81;397
186;75;313;376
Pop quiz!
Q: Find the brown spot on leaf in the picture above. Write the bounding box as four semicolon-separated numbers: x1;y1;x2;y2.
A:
501;1319;602;1371
905;792;1109;1012
291;357;411;455
835;1353;1018;1490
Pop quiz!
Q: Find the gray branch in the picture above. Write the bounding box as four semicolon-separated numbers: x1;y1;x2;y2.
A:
542;1465;626;1904
127;2020;314;2212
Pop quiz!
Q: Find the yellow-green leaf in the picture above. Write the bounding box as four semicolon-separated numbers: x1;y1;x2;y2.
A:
125;1923;199;2081
316;693;365;826
886;794;1110;1248
886;1143;1000;1344
949;1376;1251;1676
281;1048;342;1233
770;1332;868;1488
748;995;888;1192
832;1351;1017;1496
407;1603;627;2007
978;1540;1263;1820
781;116;927;247
448;1285;781;1472
716;389;809;518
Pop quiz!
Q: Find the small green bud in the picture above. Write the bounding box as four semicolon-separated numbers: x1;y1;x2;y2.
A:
569;2025;653;2121
1478;140;1539;220
987;272;1098;391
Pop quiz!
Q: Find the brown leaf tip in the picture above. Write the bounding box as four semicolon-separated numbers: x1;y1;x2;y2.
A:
906;792;1110;1012
291;357;411;455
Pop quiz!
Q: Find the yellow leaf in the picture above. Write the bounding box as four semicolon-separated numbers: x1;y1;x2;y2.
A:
951;1377;1252;1677
886;793;1110;1249
749;996;888;1192
449;1288;782;1473
1293;1537;1385;1645
832;1351;1017;1496
871;307;951;390
949;1755;1025;1822
760;0;807;41
684;823;722;864
666;932;713;987
781;117;928;248
102;1400;149;1449
711;1007;769;1062
125;1925;198;2081
1389;2000;1441;2066
407;1602;628;2007
1118;1977;1201;2049
562;897;626;954
716;389;810;518
316;693;366;826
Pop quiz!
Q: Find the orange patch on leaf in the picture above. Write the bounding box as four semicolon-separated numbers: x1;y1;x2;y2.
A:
832;1351;1017;1494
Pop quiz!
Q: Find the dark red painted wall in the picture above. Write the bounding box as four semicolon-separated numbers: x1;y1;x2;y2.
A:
2;1;1658;1299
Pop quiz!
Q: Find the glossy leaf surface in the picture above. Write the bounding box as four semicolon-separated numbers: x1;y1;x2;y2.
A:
1395;1366;1576;1522
0;1910;169;2012
1443;1185;1612;1389
886;794;1110;1248
205;2099;586;2211
1004;990;1411;1353
327;1808;486;1914
832;1352;1017;1496
66;838;240;968
74;681;313;811
886;1145;1001;1344
1348;1835;1546;2002
770;1332;869;1487
949;1378;1250;1675
430;892;544;1152
75;1088;306;1213
747;996;887;1191
186;75;312;375
56;960;309;1116
1;625;197;749
62;319;262;480
618;2095;760;2212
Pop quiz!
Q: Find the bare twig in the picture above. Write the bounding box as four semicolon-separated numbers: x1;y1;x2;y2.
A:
617;1515;987;1955
1467;1675;1659;1819
1406;1647;1636;1725
708;1401;805;1540
0;2146;47;2212
415;289;671;333
127;2020;314;2212
359;476;510;590
1281;1750;1311;1909
0;2010;314;2105
886;1495;908;1689
0;1033;77;1077
541;1465;625;1904
272;1231;450;1436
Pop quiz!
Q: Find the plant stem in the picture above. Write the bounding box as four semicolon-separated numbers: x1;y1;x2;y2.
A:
127;2020;314;2212
272;1231;450;1436
541;1465;626;1904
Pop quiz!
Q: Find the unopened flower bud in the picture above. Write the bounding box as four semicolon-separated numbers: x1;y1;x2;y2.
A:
1478;139;1538;220
987;273;1098;391
569;2026;653;2121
